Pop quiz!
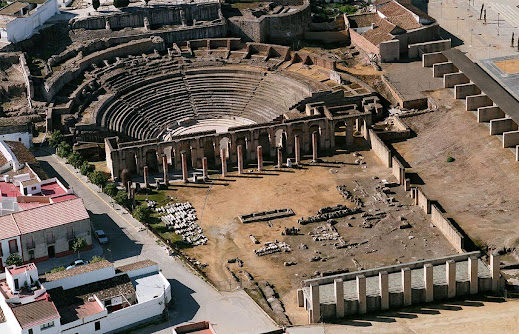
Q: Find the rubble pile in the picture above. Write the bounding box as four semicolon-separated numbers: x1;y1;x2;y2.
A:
158;202;208;246
337;185;363;207
255;241;292;256
298;205;360;225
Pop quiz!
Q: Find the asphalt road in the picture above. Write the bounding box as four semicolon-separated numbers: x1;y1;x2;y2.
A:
35;148;278;334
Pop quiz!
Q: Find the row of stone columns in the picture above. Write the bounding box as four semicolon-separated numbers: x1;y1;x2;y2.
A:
308;255;500;323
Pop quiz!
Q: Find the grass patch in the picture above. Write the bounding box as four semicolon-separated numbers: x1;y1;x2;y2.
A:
446;156;455;163
135;190;170;207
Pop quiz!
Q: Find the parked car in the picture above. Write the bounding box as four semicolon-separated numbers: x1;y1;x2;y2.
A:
66;259;89;270
95;230;109;245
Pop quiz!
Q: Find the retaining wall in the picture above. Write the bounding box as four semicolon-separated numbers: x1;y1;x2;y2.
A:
489;118;518;135
443;72;469;88
454;83;480;99
430;204;464;253
502;130;519;148
368;129;391;168
433;62;457;78
422;52;447;67
477;106;504;123
408;39;451;59
466;94;493;111
391;156;405;185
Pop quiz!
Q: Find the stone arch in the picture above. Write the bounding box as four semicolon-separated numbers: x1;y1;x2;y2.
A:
125;151;137;174
204;139;216;166
258;132;271;159
334;121;347;151
219;137;231;159
145;149;158;172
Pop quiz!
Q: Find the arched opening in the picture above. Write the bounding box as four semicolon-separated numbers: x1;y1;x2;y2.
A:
258;133;271;160
219;137;231;158
145;149;158;172
274;129;288;154
125;152;137;174
334;121;347;151
309;125;321;154
203;140;216;166
179;144;192;169
164;147;173;165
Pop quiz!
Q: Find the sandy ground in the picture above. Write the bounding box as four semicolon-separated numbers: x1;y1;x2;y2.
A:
393;89;519;252
495;58;519;74
165;149;457;324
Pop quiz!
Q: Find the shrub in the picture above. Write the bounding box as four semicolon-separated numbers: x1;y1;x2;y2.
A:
72;237;87;259
132;204;151;222
88;171;109;189
79;161;94;175
446;156;455;163
114;190;130;207
57;142;72;158
103;183;118;197
50;266;65;273
92;0;100;10
113;0;129;8
67;151;84;168
91;255;105;263
5;253;22;266
48;130;63;148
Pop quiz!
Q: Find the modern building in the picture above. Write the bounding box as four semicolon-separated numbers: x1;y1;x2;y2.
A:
0;122;32;148
0;0;59;44
0;260;171;333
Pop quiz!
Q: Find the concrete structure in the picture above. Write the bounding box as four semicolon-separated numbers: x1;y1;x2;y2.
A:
220;148;227;177
237;145;244;174
299;252;503;322
257;146;263;171
0;260;171;334
0;0;59;44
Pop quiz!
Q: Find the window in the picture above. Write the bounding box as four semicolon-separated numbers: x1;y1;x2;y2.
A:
40;321;54;330
95;321;101;331
46;232;54;244
67;226;74;240
26;236;34;249
31;186;37;191
8;239;18;254
28;250;34;260
28;329;33;334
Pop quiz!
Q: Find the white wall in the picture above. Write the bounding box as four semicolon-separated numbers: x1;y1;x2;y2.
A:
0;236;22;267
0;132;32;148
43;265;115;290
4;0;59;43
0;300;23;334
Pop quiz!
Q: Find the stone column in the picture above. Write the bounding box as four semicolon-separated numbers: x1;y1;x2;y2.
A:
162;156;168;185
446;260;456;298
277;147;283;168
402;267;412;306
221;148;227;177
469;256;479;295
346;121;354;147
143;166;149;188
312;131;318;162
379;271;389;310
257;146;263;171
491;254;500;293
356;275;366;314
334;278;344;318
237;145;244;174
294;135;301;165
424;263;434;302
181;151;188;183
202;157;208;180
310;283;320;323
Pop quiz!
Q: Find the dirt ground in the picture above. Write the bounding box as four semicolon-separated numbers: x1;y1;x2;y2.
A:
165;150;457;324
494;59;519;74
393;89;519;253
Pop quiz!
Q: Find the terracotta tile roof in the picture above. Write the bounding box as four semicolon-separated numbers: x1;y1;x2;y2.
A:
0;214;20;240
378;1;421;30
115;260;157;274
348;13;379;28
11;298;60;329
362;16;397;45
397;0;435;22
13;198;89;235
5;141;37;164
40;260;113;283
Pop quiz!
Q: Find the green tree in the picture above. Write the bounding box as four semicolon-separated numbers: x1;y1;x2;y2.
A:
67;151;84;168
5;253;22;266
114;190;130;207
50;266;65;273
88;171;109;190
79;161;94;175
132;204;150;222
113;0;129;8
72;237;87;259
103;183;118;197
92;0;100;10
48;130;63;148
90;255;105;263
56;142;72;158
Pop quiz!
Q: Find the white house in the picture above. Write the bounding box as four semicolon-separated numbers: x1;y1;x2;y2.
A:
0;0;59;44
0;260;171;334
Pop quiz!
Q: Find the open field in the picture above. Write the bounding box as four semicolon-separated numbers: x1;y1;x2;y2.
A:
157;150;457;324
393;89;519;253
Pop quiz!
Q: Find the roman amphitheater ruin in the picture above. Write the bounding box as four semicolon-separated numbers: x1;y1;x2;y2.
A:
3;0;517;329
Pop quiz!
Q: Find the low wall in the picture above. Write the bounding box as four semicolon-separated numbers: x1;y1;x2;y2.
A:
391;156;405;185
433;62;457;78
422;52;447;67
18;54;33;108
349;28;379;55
408;39;451;59
379;40;400;62
430;204;464;253
443;72;469;88
466;94;493;111
381;75;427;110
454;83;480;99
416;187;430;214
490;118;518;135
502;130;519;148
368;129;391;168
477;106;504;123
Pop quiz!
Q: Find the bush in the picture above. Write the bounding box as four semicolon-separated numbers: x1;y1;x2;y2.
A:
49;130;63;148
92;0;100;10
50;266;65;273
113;0;129;8
57;142;72;158
446;156;455;163
103;183;118;197
132;204;151;222
91;255;105;263
5;253;22;266
67;151;84;168
88;171;109;189
72;237;87;259
80;161;94;175
114;190;130;207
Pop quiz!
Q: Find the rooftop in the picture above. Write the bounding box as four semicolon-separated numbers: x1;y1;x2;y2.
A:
4;141;37;164
7;263;36;276
40;260;112;283
0;2;27;17
115;260;157;274
11;297;59;329
378;1;421;30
